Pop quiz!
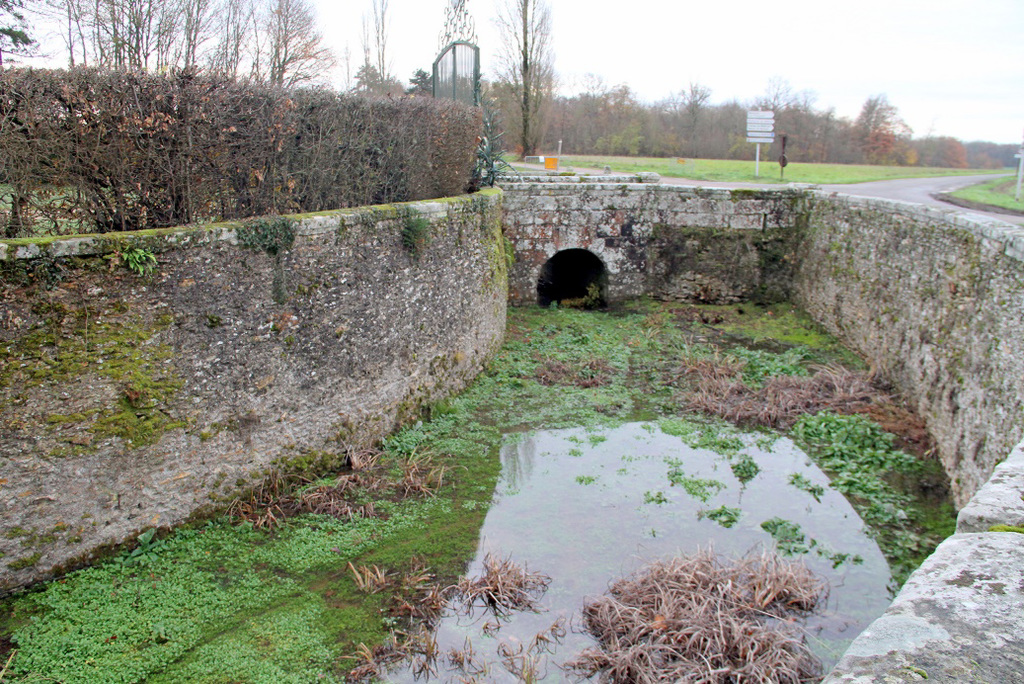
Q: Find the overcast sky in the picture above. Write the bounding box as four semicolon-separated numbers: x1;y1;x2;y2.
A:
24;0;1023;145
317;0;1023;145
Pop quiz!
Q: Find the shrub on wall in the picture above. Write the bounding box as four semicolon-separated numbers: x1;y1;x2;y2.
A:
0;68;481;238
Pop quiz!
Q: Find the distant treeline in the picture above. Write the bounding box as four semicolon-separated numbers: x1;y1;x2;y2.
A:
502;82;1015;169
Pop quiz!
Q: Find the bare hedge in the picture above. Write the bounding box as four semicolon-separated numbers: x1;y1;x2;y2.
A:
0;68;481;237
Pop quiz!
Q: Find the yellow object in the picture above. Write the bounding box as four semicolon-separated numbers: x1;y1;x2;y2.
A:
544;157;558;170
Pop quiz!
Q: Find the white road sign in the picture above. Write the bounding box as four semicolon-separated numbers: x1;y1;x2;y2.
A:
747;111;774;119
747;131;775;138
747;137;775;144
747;122;774;132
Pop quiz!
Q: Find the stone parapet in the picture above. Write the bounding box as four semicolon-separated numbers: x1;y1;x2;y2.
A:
824;532;1024;682
956;440;1024;533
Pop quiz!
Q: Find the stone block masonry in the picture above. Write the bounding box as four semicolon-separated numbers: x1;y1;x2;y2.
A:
0;190;507;592
501;177;807;305
794;191;1024;508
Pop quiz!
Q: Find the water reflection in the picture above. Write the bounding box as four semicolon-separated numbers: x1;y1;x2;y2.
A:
388;422;892;682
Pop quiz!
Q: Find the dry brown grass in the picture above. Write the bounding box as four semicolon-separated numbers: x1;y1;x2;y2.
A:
564;549;826;683
686;364;880;430
228;448;449;530
396;453;448;498
452;553;552;616
344;554;554;682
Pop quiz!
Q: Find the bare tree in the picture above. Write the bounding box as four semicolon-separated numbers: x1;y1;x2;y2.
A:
371;0;389;82
178;0;215;69
259;0;335;87
678;81;711;157
207;0;254;77
756;76;798;114
42;0;88;66
494;0;554;158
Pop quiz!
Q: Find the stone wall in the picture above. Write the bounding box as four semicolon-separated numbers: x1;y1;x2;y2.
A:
0;190;507;592
501;177;805;305
793;192;1024;507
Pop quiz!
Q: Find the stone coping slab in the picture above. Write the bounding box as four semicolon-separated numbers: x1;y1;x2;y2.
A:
499;172;660;184
824;532;1024;683
957;439;1024;533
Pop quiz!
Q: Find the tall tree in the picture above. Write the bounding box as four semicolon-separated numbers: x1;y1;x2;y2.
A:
756;76;798;114
0;0;34;66
494;0;554;158
207;0;255;77
855;94;914;165
259;0;335;87
179;0;215;69
678;81;711;157
371;0;389;83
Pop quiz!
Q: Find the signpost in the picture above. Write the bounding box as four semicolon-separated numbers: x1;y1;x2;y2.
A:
1016;130;1023;202
1016;152;1022;203
747;111;775;177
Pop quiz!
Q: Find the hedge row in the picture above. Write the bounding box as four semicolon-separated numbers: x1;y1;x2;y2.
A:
0;68;481;237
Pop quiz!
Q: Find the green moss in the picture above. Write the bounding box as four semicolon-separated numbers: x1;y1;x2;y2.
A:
237;216;296;257
715;302;864;366
989;524;1024;534
7;553;42;570
45;412;92;424
1;302;184;449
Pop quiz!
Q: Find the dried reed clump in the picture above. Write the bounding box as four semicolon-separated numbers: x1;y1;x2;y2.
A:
228;448;449;530
687;364;880;430
453;553;552;616
397;454;448;498
564;550;826;684
347;626;442;682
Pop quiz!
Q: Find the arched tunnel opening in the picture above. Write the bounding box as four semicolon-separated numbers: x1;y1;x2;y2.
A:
536;249;608;308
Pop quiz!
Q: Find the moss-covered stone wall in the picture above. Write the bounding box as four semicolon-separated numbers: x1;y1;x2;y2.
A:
793;193;1024;508
0;190;507;592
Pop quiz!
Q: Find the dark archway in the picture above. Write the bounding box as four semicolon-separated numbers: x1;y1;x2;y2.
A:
537;249;607;308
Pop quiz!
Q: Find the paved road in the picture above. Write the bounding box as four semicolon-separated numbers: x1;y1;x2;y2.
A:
518;163;1022;227
817;174;1022;226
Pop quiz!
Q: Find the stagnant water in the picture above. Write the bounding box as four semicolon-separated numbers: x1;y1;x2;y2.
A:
389;421;893;682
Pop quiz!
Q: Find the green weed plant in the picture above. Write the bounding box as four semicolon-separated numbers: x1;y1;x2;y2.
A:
791;412;946;585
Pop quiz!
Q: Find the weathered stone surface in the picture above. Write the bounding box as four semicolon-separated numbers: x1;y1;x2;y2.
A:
500;180;803;306
0;191;507;593
957;439;1024;533
824;533;1024;683
793;191;1024;508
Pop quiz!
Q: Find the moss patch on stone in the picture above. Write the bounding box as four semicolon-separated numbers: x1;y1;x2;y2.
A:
0;298;184;449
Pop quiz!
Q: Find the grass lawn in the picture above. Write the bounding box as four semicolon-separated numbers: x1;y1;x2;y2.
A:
947;175;1023;213
547;155;1004;185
